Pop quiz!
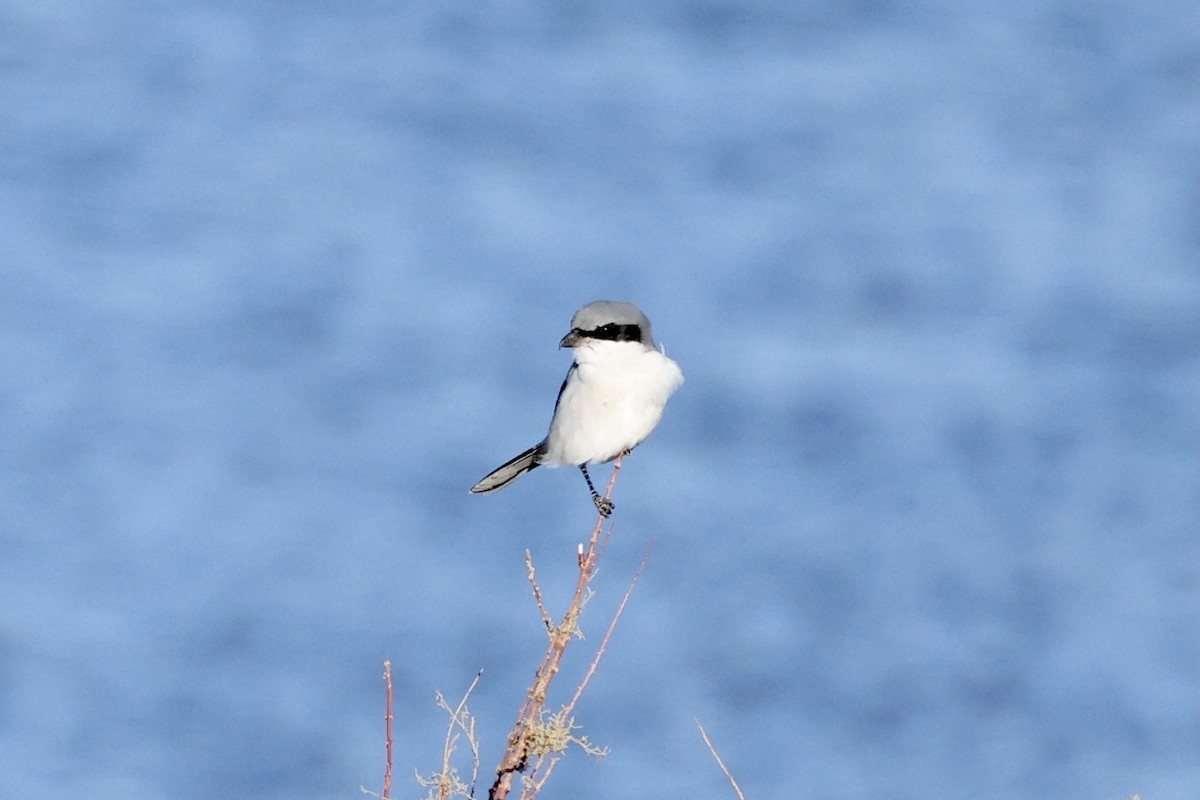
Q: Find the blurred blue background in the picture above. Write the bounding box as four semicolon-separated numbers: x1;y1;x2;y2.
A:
1;2;1195;798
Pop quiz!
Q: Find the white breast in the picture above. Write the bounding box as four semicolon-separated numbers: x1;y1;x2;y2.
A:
540;341;684;466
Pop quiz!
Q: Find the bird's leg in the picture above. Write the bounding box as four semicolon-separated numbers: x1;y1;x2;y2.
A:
579;464;613;517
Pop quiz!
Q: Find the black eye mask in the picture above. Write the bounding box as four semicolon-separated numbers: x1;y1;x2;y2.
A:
583;323;642;343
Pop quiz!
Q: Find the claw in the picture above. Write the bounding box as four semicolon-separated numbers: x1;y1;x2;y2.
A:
592;494;614;517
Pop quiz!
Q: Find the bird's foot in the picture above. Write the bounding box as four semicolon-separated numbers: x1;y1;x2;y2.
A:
581;464;614;517
592;493;614;518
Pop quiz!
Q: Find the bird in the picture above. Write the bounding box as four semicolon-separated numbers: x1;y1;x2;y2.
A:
470;300;684;516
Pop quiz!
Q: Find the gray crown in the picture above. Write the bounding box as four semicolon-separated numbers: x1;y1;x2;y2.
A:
569;300;655;346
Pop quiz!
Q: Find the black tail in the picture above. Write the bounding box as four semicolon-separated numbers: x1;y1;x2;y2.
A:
470;444;544;494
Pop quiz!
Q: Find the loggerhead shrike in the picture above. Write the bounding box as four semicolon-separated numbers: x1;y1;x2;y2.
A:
470;300;684;516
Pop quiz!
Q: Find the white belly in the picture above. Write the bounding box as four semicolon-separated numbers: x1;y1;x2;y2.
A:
540;343;683;466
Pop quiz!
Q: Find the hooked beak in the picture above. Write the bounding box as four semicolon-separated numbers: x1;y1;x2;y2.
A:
559;328;583;349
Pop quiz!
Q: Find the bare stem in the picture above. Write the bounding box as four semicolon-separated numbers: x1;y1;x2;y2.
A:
488;454;626;800
443;671;483;798
525;549;552;630
383;660;394;799
696;719;747;800
564;540;654;717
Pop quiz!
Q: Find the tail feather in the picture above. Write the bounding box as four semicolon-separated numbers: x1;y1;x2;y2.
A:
470;444;543;494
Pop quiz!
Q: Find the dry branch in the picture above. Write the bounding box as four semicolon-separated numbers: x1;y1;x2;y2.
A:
488;454;632;800
383;661;394;798
696;719;747;800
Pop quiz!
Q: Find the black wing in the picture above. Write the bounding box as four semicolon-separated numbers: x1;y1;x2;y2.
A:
551;363;577;416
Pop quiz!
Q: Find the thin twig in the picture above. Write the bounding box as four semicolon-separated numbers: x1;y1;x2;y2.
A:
444;670;484;798
383;660;394;799
696;719;747;800
564;540;654;716
525;549;552;630
520;754;560;800
521;561;642;790
488;454;625;800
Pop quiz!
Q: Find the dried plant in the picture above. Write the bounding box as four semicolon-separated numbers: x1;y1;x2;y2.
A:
489;453;650;800
696;719;747;800
414;672;483;800
374;453;650;800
